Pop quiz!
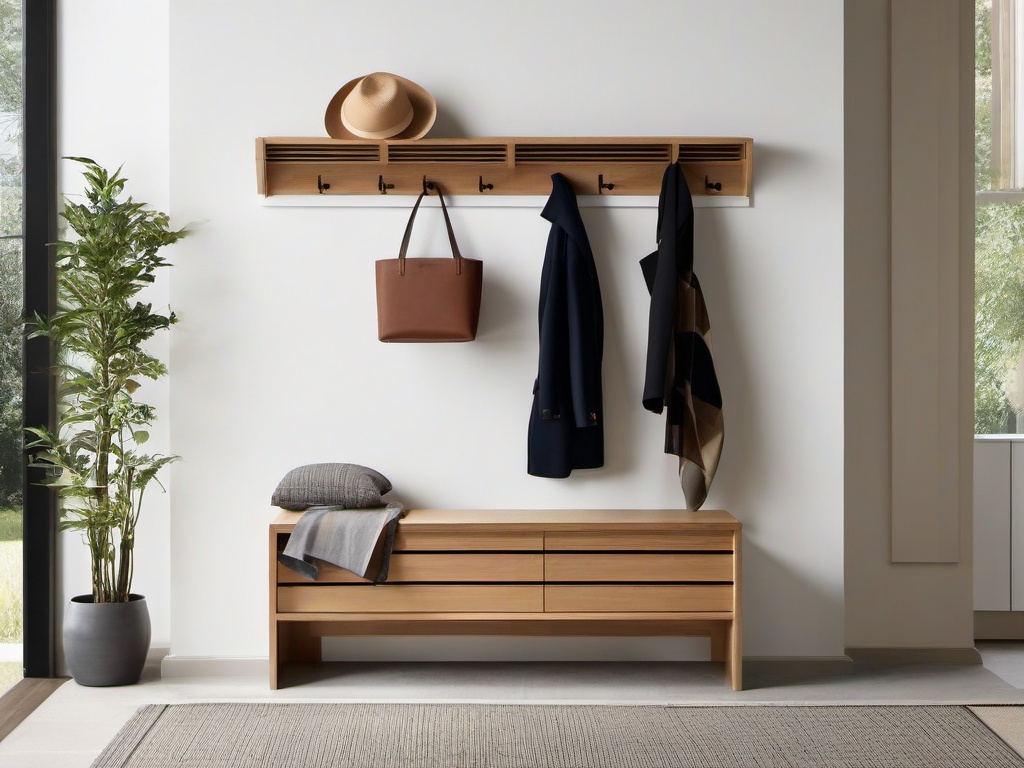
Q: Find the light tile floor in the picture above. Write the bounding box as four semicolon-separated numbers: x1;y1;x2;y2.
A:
975;640;1024;687
2;645;1024;767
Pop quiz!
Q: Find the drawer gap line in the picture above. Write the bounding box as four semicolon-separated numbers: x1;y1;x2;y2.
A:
393;550;543;555
543;581;734;586
544;550;734;555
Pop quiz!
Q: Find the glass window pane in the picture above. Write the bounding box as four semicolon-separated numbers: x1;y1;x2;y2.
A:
0;236;19;691
976;201;1024;433
0;0;20;239
0;0;22;693
975;0;1024;434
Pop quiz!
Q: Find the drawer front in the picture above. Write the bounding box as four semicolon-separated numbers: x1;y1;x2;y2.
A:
544;553;733;583
394;530;543;552
278;585;543;613
278;554;544;584
544;531;733;552
544;585;733;613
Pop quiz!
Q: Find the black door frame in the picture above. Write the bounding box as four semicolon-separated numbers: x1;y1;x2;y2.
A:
22;0;57;678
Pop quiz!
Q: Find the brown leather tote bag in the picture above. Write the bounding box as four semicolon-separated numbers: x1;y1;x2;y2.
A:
375;184;483;342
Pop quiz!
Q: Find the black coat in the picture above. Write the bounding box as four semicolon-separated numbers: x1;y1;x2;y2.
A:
528;173;604;478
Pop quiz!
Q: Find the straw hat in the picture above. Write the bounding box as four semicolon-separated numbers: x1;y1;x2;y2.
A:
324;72;436;140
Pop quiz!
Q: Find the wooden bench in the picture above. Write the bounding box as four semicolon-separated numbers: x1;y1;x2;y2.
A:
269;509;742;690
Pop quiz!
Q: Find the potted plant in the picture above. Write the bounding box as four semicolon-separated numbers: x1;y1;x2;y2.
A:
26;158;186;686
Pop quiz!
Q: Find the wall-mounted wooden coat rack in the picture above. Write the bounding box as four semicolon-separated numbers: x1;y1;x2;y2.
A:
255;136;753;198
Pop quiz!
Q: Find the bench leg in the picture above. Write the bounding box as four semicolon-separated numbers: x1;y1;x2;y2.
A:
726;619;742;691
270;620;279;690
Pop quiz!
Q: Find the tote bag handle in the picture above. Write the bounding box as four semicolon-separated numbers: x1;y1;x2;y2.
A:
397;183;464;275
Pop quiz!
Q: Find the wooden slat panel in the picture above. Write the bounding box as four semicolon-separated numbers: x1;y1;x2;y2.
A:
279;585;543;613
302;618;726;637
278;561;367;584
275;611;734;622
388;144;507;163
265;143;380;162
544;553;733;582
394;530;543;551
545;585;732;613
678;143;745;162
271;508;741;530
278;554;544;584
394;507;741;529
514;143;672;163
545;532;732;551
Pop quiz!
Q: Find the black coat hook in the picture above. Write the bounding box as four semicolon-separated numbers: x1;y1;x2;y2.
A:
479;176;494;193
378;175;394;194
317;175;331;194
705;175;722;192
422;177;436;194
598;174;615;194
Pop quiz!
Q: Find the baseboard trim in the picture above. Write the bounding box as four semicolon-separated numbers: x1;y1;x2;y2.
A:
160;654;861;679
146;645;169;669
161;655;269;678
845;646;983;665
975;611;1024;639
743;655;853;663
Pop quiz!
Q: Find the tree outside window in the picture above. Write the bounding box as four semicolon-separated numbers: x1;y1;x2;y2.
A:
976;0;1024;433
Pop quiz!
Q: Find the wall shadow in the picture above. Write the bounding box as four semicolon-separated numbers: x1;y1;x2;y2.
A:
427;109;470;140
579;207;643;480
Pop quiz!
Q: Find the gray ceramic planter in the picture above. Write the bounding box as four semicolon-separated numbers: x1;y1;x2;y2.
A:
63;594;150;686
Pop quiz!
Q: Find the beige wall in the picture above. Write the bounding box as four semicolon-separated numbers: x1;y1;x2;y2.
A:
844;0;976;651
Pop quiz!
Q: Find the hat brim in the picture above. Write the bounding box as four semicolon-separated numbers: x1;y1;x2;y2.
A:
324;73;436;140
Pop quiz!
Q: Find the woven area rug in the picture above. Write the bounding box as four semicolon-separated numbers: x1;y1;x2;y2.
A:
91;702;1024;768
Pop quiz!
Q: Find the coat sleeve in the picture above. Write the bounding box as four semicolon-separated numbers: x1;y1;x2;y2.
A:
536;229;567;420
642;165;682;415
566;241;602;428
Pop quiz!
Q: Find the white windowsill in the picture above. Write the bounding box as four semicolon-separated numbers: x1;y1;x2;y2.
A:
977;190;1024;203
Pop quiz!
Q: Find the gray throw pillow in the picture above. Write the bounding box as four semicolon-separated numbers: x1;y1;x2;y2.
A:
271;463;393;510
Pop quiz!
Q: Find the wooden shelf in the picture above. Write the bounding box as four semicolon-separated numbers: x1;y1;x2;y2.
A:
255;136;753;198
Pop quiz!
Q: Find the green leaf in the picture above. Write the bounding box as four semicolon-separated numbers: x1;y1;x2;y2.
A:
26;157;188;598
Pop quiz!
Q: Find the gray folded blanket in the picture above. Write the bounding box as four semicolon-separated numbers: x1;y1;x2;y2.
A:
278;502;405;583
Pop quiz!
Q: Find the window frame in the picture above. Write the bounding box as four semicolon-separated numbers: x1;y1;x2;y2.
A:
22;0;56;679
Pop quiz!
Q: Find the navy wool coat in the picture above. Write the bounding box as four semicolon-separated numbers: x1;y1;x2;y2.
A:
528;173;604;478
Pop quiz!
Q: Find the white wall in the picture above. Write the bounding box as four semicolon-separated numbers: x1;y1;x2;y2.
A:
165;0;845;660
56;0;173;648
53;0;985;668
